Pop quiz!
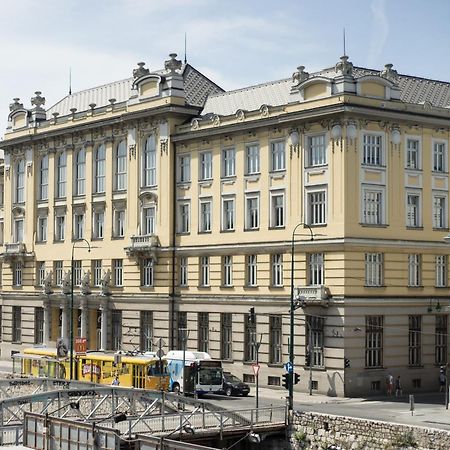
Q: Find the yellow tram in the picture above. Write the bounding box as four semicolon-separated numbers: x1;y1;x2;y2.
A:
14;348;170;390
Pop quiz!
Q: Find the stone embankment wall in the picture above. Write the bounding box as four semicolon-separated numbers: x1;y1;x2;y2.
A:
291;412;450;450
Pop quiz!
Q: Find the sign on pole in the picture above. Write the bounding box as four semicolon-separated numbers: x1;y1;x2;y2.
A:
252;363;260;377
74;337;87;354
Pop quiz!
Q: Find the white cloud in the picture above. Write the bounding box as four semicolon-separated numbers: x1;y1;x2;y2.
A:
367;0;389;67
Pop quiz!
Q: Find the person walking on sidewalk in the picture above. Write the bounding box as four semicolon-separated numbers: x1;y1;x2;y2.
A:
439;367;446;392
386;373;394;396
395;375;402;397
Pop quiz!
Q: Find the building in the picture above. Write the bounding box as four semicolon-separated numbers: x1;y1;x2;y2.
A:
1;54;450;396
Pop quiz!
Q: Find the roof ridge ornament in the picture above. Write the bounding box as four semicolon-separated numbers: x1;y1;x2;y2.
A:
133;62;150;79
292;65;309;87
165;53;182;74
335;55;353;76
9;98;23;112
31;91;45;110
380;63;399;84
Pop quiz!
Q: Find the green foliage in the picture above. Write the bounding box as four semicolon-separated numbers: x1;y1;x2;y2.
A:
392;431;418;449
293;429;308;443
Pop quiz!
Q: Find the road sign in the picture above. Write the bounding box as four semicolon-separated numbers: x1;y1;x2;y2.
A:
75;337;87;354
284;361;293;373
156;348;165;359
252;363;260;377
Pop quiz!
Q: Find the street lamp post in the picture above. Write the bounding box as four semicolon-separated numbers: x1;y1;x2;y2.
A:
70;239;91;380
289;223;314;413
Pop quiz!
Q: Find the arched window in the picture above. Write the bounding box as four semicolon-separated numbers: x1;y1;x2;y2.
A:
115;141;127;191
15;160;25;203
56;152;67;198
143;135;156;187
39;155;48;200
95;145;106;193
75;148;86;195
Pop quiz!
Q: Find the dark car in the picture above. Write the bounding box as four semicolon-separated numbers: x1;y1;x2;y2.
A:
221;372;250;397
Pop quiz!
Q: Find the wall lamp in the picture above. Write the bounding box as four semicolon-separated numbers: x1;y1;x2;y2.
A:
289;129;300;158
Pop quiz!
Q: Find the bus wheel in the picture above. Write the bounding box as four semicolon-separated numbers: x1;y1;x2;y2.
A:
173;383;180;393
225;387;233;397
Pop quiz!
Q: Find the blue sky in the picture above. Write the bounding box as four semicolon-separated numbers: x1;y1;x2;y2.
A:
1;0;450;137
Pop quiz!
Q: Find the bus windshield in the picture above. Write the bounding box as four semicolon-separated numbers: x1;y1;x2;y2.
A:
198;367;223;385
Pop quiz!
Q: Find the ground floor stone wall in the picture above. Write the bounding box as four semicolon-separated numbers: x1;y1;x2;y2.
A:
291;412;450;450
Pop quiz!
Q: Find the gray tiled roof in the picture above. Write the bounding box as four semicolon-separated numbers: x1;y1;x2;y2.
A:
201;66;450;117
46;64;223;119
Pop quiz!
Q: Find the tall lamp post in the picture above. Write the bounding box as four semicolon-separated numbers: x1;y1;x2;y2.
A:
289;223;314;413
70;239;91;380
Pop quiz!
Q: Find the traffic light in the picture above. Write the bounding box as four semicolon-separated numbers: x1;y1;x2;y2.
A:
282;372;291;390
344;358;350;368
248;307;256;324
294;373;300;385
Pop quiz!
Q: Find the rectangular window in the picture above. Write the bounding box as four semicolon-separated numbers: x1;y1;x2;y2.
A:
37;261;46;286
246;144;260;175
406;138;420;169
74;213;85;240
115;142;127;191
306;316;324;367
408;254;421;287
14;261;23;286
271;140;286;171
12;306;22;342
244;313;257;361
406;193;421;227
307;191;326;225
408;315;422;366
37;216;48;242
34;307;44;345
309;253;324;285
220;313;233;360
114;210;125;238
199;199;212;233
39;156;49;200
143;206;156;235
14;219;24;243
307;134;327;166
363;134;382;166
177;312;187;350
143;136;157;187
245;194;259;230
141;258;154;287
178;202;190;233
54;261;63;286
270;192;285;228
271;254;283;287
433;195;447;229
73;260;82;286
222;196;235;231
111;310;122;351
95;146;106;193
200;151;213;180
365;253;383;287
222;148;236;177
365;315;383;368
433;141;446;172
199;256;210;287
178;154;191;183
92;260;102;286
140;311;153;352
55;215;65;241
113;259;123;287
93;211;104;239
269;315;282;364
75;149;86;196
198;312;209;353
435;315;447;366
246;254;257;287
362;189;383;225
56;152;67;198
436;255;447;288
179;257;188;287
222;255;233;287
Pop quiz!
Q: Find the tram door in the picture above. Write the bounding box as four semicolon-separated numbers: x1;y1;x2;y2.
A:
132;364;146;388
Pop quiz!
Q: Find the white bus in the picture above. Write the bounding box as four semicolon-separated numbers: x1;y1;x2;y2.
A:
164;350;223;395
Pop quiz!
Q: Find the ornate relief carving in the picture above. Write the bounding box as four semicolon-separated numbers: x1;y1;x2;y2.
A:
260;104;270;117
164;53;182;73
380;64;398;84
236;109;245;122
9;98;23;112
31;91;45;110
211;115;221;126
292;65;309;86
43;271;53;295
100;269;111;296
335;55;353;76
160;138;168;155
133;62;150;79
128;144;136;160
81;271;91;295
191;118;200;130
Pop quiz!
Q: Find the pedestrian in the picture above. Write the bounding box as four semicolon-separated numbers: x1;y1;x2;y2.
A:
439;368;446;392
386;373;394;396
112;375;120;386
395;375;402;397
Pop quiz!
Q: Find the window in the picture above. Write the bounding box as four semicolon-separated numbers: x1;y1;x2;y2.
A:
55;215;65;241
309;253;324;285
244;313;257;361
198;312;209;353
113;259;123;287
74;213;85;240
143;135;156;187
34;307;44;345
246;144;260;175
178;202;190;233
141;258;154;287
142;206;156;235
408;315;422;366
14;219;24;243
269;315;282;364
12;306;22;342
222;196;235;231
406;138;420;169
307;134;326;166
365;253;383;286
199;256;210;287
140;311;153;351
220;313;233;360
433;195;447;229
37;261;46;286
75;148;86;196
179;257;188;287
93;211;104;239
222;148;235;178
362;189;383;225
365;316;383;368
222;255;233;287
199;199;212;233
307;190;326;225
0;306;2;339
271;254;283;287
177;312;187;350
363;134;382;166
270;192;285;228
13;261;23;286
73;260;82;286
271;140;285;171
435;315;447;366
433;141;446;172
115;140;127;191
15;159;25;203
199;151;213;181
408;254;421;287
55;261;63;286
37;216;47;242
94;145;106;193
436;255;447;288
245;194;259;230
178;154;191;183
306;316;324;367
56;152;67;198
92;260;102;286
246;255;257;287
406;193;421;227
114;209;125;238
39;155;49;200
111;310;122;351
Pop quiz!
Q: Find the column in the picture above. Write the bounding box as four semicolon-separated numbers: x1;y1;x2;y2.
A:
43;301;50;345
60;302;68;340
100;300;108;351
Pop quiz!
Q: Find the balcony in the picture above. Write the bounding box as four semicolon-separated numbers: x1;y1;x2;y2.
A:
1;242;33;265
294;285;331;307
5;242;26;255
125;234;159;259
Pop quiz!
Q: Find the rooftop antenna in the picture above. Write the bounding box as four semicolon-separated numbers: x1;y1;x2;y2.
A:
184;32;187;64
69;67;72;95
343;28;347;56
